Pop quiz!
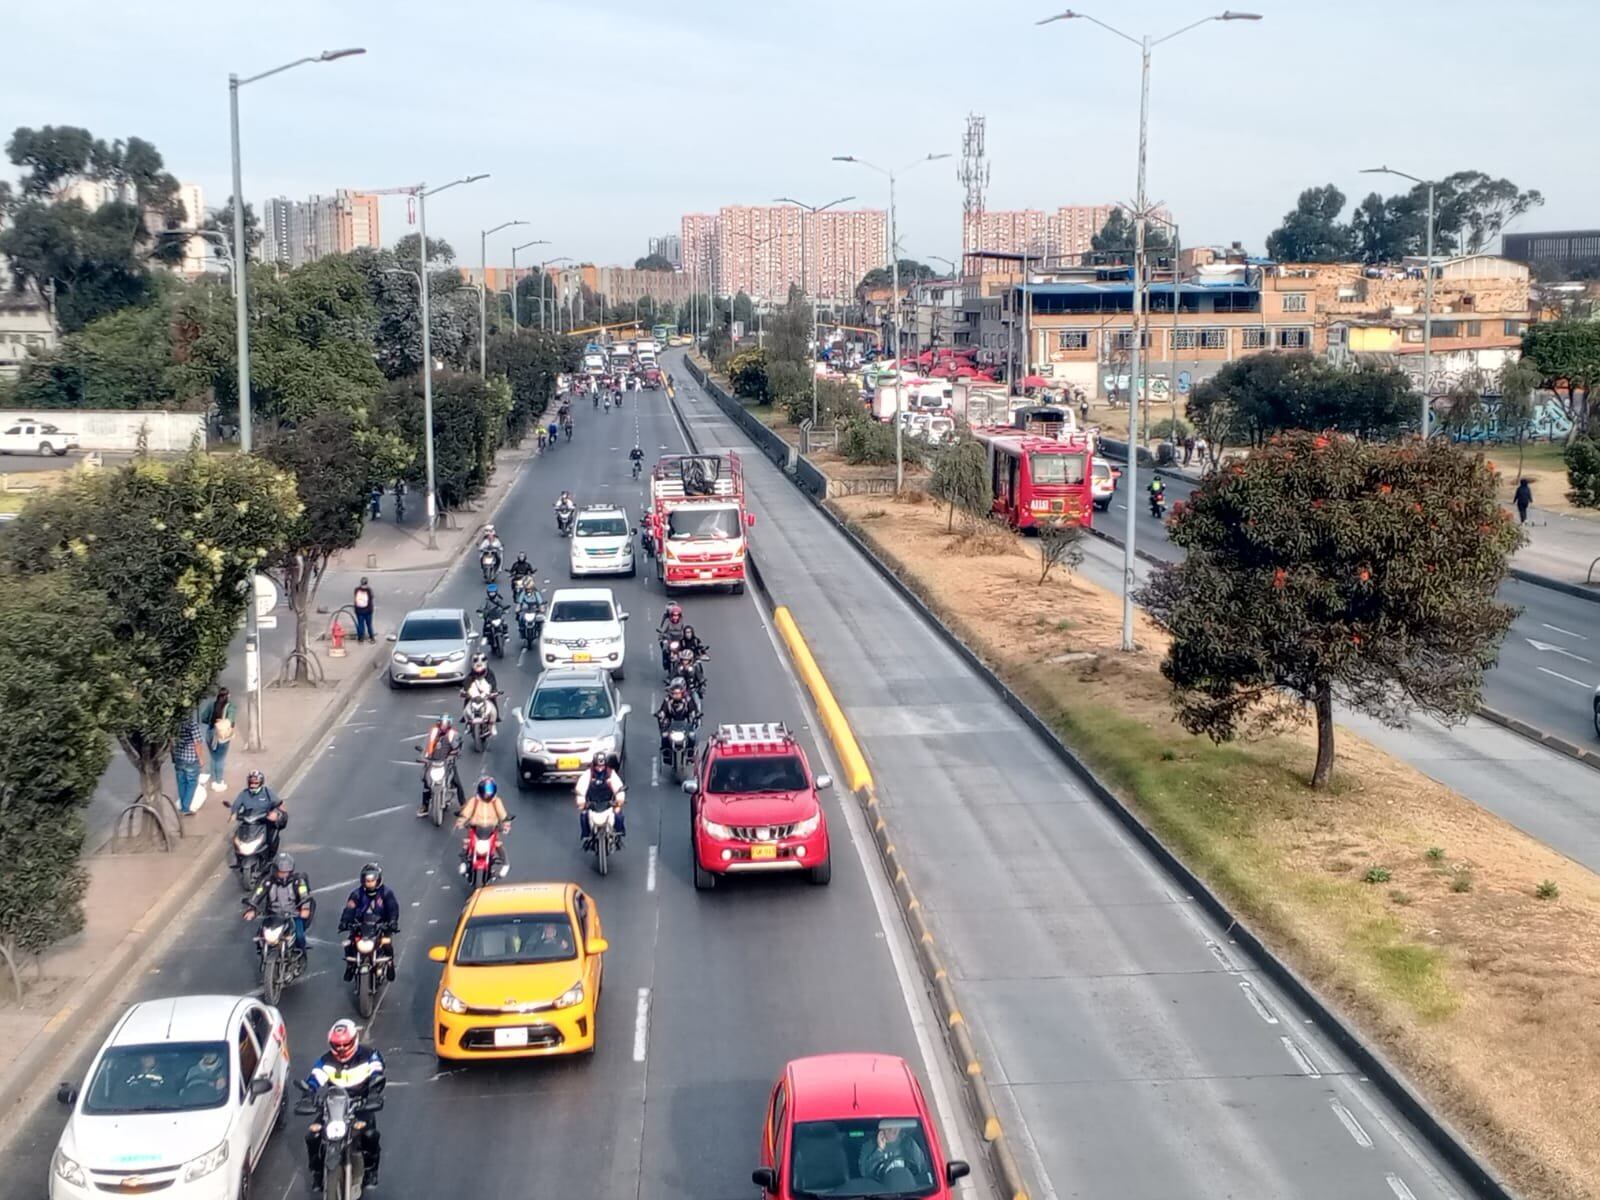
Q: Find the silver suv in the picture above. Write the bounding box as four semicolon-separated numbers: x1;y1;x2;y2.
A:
388;607;472;687
516;666;631;789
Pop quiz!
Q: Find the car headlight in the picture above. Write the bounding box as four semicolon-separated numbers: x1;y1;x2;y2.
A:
446;649;467;662
701;816;734;840
592;735;616;755
182;1140;229;1182
522;739;543;754
52;1147;86;1187
554;981;585;1009
392;652;410;664
440;987;468;1015
792;812;822;838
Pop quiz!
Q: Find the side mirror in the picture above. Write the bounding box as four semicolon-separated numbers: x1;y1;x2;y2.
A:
814;774;833;790
385;632;397;643
745;512;757;528
589;936;610;954
293;1078;311;1095
946;1161;971;1184
248;1076;274;1099
618;703;632;718
427;945;448;963
619;612;630;621
681;779;699;795
293;1099;317;1117
56;1082;77;1107
751;1168;778;1194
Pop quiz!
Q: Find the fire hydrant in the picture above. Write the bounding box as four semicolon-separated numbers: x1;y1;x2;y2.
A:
329;616;347;658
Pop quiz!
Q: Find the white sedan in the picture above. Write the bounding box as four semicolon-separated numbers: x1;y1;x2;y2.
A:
50;995;290;1200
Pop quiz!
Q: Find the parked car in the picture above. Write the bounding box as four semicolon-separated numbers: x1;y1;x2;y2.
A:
683;722;832;889
538;588;628;680
388;606;472;687
753;1053;969;1199
569;504;636;578
1091;456;1120;511
50;995;290;1200
517;666;630;789
1;417;79;456
428;882;607;1061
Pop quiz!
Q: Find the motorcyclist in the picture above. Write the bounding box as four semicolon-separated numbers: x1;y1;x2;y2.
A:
658;602;687;669
554;491;577;532
536;425;548;450
675;645;705;696
304;1020;386;1192
461;652;501;732
629;444;645;477
478;582;511;649
574;751;626;847
546;418;560;446
226;770;285;865
477;525;504;573
243;853;314;954
338;864;399;982
655;679;702;764
417;715;464;817
509;551;537;588
1148;476;1166;514
679;624;708;658
455;776;511;876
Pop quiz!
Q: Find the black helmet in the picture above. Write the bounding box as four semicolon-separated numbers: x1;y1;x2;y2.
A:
591;750;609;770
273;853;296;879
360;863;382;892
516;551;529;564
246;770;265;793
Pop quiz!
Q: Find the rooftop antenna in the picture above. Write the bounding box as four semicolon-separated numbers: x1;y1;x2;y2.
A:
958;113;990;276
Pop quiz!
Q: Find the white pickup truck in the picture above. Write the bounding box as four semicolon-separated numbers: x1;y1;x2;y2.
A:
0;417;79;456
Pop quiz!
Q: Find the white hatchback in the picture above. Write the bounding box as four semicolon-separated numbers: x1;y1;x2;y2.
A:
539;587;630;680
569;505;636;578
50;995;290;1200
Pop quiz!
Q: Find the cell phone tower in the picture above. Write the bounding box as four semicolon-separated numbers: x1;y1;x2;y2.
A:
957;113;989;275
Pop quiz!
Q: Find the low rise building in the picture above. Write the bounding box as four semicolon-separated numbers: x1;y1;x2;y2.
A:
0;282;59;381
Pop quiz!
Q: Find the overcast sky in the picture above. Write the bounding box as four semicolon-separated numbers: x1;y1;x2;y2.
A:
5;0;1592;271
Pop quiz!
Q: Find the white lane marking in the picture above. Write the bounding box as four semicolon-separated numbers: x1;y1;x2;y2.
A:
1542;623;1588;640
633;987;651;1062
398;732;429;743
349;803;409;821
517;646;526;668
1536;666;1592;688
312;878;357;896
324;846;381;859
1206;939;1240;974
342;707;365;726
651;756;660;788
1279;1035;1320;1078
1238;980;1278;1024
1524;637;1592;663
1329;1099;1373;1147
1387;1174;1418;1200
646;845;658;892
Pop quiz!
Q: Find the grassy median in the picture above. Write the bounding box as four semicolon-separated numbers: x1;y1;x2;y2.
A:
834;490;1600;1200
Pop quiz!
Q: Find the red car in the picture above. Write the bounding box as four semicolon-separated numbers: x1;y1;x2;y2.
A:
683;722;832;889
754;1053;971;1199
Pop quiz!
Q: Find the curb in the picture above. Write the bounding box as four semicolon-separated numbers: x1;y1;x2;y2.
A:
671;357;1516;1200
1508;566;1600;606
1476;704;1600;770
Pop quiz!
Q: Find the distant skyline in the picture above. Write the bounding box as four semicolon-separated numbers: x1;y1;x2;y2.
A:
4;0;1593;277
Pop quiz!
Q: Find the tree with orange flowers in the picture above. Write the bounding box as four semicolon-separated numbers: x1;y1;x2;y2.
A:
1139;432;1523;788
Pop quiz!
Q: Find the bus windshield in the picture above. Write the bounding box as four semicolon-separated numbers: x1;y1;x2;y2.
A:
1030;452;1086;486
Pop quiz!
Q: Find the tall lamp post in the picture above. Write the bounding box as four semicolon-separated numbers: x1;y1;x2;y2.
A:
539;256;571;331
1038;7;1260;652
1362;165;1437;437
923;254;958;376
478;220;527;373
775;195;855;426
228;45;365;751
509;239;549;332
833;154;950;492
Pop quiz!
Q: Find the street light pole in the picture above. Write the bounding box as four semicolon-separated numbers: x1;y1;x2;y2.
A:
1039;8;1260;653
227;45;364;752
776;195;855;426
509;239;548;332
1362;165;1436;437
479;220;527;375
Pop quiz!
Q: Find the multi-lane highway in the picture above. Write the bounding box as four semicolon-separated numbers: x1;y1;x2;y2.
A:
0;385;979;1199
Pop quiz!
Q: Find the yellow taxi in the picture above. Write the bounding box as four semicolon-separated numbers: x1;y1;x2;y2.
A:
428;882;607;1061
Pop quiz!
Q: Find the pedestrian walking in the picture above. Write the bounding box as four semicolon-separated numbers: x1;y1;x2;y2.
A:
200;687;237;793
1514;478;1533;524
1183;435;1195;466
353;576;376;644
172;712;207;815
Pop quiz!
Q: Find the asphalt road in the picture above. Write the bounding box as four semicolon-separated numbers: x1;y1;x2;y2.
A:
669;352;1471;1200
0;389;978;1199
1101;471;1600;748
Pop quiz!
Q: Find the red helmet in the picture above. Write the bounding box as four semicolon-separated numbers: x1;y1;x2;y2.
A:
667;604;682;621
328;1019;359;1063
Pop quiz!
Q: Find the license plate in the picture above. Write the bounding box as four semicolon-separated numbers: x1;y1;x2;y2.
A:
751;844;777;861
573;652;592;663
698;570;712;579
557;756;581;771
418;667;438;678
493;1027;529;1048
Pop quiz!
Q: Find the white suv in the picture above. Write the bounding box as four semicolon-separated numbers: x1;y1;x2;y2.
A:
51;994;289;1200
539;588;629;680
570;504;635;578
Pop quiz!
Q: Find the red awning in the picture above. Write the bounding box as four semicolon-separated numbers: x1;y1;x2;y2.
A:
1022;375;1050;388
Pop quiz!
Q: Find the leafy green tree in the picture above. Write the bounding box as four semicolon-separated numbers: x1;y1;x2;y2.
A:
1185;354;1415;451
858;261;935;290
1519;320;1600;441
1566;437;1600;508
634;253;674;271
1036;519;1084;584
1265;185;1354;263
374;372;511;509
1350;191;1421;264
393;233;455;265
1089;208;1171;263
929;435;992;530
1140;433;1522;788
485;331;572;444
1437;369;1490;439
12;291;190;410
1497;357;1542;476
839;415;901;466
0;452;300;804
728;348;771;403
0;573;118;978
202;196;261;263
342;246;477;379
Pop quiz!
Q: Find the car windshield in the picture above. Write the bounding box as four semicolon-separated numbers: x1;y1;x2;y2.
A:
455;914;577;965
550;600;614;624
789;1117;936;1198
667;506;740;540
399;617;464;642
1093;461;1112;482
83;1041;231;1115
1030;452;1086;486
576;516;629;538
529;685;612;721
708;754;808;794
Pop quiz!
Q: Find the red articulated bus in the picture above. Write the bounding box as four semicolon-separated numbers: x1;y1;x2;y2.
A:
972;428;1095;530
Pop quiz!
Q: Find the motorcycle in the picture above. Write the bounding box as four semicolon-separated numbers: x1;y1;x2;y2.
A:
460;815;514;892
421;756;456;828
230;811;277;893
516;597;544;649
632;457;643;480
556;506;576;537
563;421;574;442
664;721;698;783
482;610;508;658
462;690;498;752
294;1082;383;1200
479;547;501;582
394;486;406;521
661;636;683;677
368;489;381;521
1148;491;1166;519
244;904;307;1005
679;653;707;701
347;915;393;1019
584;794;621;877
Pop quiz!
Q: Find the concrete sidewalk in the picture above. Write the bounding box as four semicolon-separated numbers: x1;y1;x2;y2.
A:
0;435;544;1135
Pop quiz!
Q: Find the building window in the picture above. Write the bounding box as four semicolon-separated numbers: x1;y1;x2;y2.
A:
1465;321;1482;337
1276;327;1309;350
1058;330;1090;350
1504;319;1525;336
1113;329;1149;351
1327;327;1347;347
1242;328;1268;349
1431;321;1460;338
1282;292;1308;313
1200;329;1228;350
1404;327;1423;343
